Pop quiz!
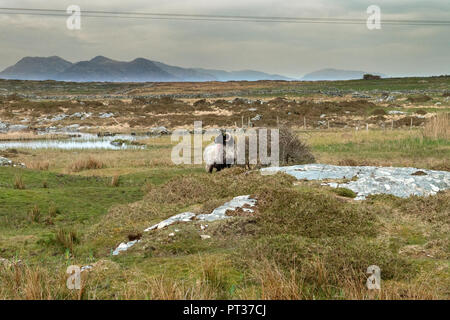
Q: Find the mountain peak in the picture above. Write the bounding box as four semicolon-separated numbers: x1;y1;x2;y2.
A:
90;55;113;63
0;56;73;80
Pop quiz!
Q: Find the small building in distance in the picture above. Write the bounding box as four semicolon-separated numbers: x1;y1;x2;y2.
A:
363;74;381;80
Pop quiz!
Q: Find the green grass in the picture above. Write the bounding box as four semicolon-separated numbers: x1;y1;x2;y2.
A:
312;135;450;169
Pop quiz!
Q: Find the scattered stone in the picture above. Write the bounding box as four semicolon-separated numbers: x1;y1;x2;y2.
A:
8;124;29;132
196;195;257;222
147;126;170;136
0;121;9;132
352;92;371;99
0;156;26;168
388;110;406;115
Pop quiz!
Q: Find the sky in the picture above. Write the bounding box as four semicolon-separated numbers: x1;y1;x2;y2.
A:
0;0;449;78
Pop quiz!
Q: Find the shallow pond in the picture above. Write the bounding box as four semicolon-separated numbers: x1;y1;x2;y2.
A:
0;133;145;150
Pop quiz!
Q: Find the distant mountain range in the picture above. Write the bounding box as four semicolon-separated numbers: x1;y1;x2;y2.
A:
302;68;386;81
0;57;387;82
0;56;292;82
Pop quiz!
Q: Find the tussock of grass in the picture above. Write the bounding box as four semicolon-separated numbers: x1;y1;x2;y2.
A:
0;264;82;300
423;113;449;140
26;160;49;171
110;175;120;187
68;157;104;172
13;175;25;189
28;205;41;223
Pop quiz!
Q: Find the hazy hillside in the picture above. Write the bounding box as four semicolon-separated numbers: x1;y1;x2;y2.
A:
0;56;292;82
194;68;292;81
55;56;176;82
302;68;386;81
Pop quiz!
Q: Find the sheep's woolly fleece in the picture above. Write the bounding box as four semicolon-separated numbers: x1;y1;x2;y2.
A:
112;195;256;255
261;164;450;200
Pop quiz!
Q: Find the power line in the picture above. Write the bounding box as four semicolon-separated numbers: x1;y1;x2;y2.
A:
0;7;449;26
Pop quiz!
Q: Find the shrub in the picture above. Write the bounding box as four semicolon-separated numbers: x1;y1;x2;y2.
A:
333;187;357;198
278;126;315;165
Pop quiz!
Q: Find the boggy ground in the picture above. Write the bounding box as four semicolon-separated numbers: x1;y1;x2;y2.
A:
0;126;448;299
0;77;449;136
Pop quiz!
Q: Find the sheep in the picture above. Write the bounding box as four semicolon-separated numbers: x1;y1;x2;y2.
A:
203;132;235;173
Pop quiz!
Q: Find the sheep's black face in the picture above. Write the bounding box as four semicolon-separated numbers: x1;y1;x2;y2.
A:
214;132;234;147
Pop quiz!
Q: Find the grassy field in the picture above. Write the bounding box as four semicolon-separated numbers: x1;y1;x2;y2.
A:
0;77;448;299
0;125;448;299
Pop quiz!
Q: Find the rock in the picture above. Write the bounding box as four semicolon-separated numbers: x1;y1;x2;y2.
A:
63;124;80;132
147;126;170;136
352;92;371;99
0;156;25;168
200;235;211;240
0;157;12;166
262;164;450;200
99;112;114;118
388;110;406;115
251;114;262;121
145;212;196;231
8;124;29;132
0;121;8;132
50;114;68;122
112;240;140;256
110;141;123;147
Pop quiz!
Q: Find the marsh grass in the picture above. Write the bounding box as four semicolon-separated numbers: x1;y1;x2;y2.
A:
423;113;450;140
28;205;41;223
13;175;25;189
26;160;49;171
110;175;120;187
68;157;104;172
55;228;79;253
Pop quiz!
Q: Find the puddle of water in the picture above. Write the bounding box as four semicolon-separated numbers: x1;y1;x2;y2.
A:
0;133;145;150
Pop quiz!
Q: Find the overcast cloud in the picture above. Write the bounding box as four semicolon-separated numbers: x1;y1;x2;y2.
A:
0;0;449;78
